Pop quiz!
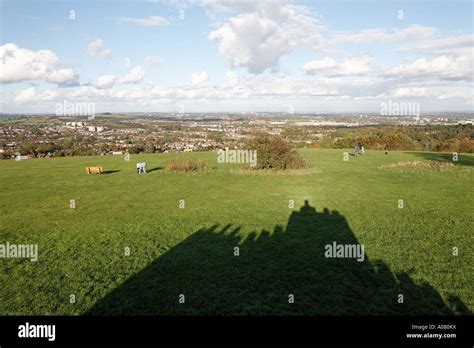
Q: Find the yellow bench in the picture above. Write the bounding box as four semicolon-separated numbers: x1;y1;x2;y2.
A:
85;166;103;174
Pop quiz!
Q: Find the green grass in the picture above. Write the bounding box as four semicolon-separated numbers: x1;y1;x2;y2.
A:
0;149;472;315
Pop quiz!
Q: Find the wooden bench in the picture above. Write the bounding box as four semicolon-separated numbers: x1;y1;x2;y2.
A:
85;166;103;174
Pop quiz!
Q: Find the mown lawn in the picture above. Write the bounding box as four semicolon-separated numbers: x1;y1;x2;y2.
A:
0;149;472;315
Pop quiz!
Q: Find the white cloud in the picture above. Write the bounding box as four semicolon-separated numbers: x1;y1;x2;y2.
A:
0;43;77;85
46;68;77;84
191;71;209;85
225;71;239;86
383;55;472;81
209;4;324;74
245;74;339;96
97;75;116;89
335;54;373;76
67;86;97;99
303;54;373;77
12;71;341;105
197;0;259;15
302;57;337;72
438;91;471;100
14;69;473;112
388;87;473;106
15;87;63;103
87;39;112;57
397;33;474;53
120;66;145;84
15;87;37;103
145;56;164;65
330;25;437;45
392;87;428;97
115;16;170;27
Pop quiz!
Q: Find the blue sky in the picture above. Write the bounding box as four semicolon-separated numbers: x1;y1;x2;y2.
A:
0;0;473;113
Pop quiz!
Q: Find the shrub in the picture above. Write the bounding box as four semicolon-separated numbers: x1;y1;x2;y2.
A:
245;133;308;170
166;158;207;172
53;150;64;157
0;152;11;160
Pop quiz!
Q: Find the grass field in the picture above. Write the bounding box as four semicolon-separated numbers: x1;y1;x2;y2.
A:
0;149;472;315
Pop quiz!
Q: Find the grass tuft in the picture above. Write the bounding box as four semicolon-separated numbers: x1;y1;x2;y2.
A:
166;158;207;172
378;160;462;171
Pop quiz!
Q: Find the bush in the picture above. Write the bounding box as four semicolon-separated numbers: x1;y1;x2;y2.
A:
53;150;64;157
459;139;474;153
245;133;308;170
0;152;11;160
166;159;207;172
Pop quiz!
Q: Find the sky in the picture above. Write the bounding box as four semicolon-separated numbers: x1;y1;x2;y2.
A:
0;0;473;114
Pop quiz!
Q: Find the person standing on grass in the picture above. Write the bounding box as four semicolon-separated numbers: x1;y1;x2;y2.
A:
136;162;147;174
355;145;359;157
361;146;365;155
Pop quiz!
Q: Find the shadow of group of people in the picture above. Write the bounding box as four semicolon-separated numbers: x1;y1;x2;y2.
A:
88;201;469;315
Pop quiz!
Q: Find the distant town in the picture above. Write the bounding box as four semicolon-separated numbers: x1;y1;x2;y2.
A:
0;112;473;158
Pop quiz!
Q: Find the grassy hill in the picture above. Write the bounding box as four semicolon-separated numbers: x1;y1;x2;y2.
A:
0;149;472;315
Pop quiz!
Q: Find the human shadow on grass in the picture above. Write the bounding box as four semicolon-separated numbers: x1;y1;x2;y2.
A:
87;200;470;315
147;166;163;173
101;170;121;175
408;151;474;166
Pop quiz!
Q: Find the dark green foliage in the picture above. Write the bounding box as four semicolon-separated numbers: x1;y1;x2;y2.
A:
246;132;308;170
329;125;473;153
